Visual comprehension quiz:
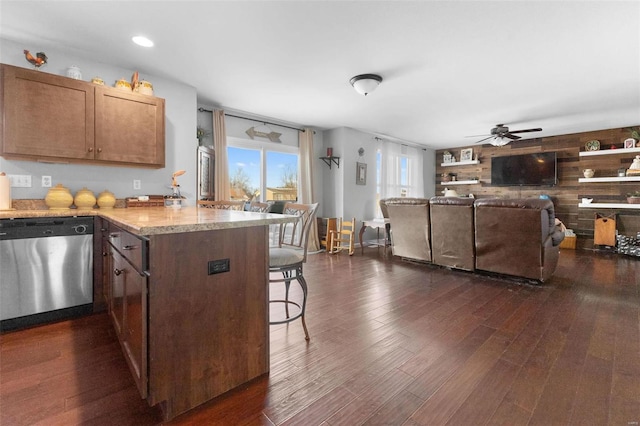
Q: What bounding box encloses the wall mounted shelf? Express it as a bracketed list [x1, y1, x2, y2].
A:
[579, 176, 640, 183]
[442, 180, 479, 185]
[320, 156, 340, 169]
[578, 147, 640, 157]
[440, 160, 480, 167]
[578, 203, 640, 210]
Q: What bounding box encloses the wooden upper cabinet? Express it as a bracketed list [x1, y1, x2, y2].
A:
[95, 86, 165, 167]
[1, 64, 165, 168]
[1, 64, 95, 160]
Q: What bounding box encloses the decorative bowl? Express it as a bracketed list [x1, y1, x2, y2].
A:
[74, 187, 96, 210]
[45, 184, 73, 209]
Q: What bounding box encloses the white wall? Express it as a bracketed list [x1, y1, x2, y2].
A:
[321, 127, 436, 242]
[0, 38, 198, 204]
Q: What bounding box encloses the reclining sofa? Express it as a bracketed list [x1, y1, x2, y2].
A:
[381, 197, 565, 282]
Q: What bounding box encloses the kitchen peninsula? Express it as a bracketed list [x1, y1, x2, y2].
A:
[1, 206, 294, 421]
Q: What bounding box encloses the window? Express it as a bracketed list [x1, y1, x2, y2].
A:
[376, 142, 424, 216]
[228, 138, 298, 202]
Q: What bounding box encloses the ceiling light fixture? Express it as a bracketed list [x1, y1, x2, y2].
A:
[132, 36, 154, 47]
[349, 74, 383, 96]
[490, 136, 510, 147]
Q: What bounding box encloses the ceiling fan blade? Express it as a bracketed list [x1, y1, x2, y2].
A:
[509, 128, 542, 134]
[465, 133, 491, 138]
[504, 133, 521, 140]
[474, 135, 495, 144]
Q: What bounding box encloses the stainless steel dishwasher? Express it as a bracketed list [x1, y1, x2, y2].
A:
[0, 216, 93, 331]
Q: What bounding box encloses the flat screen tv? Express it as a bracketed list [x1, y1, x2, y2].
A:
[491, 152, 557, 186]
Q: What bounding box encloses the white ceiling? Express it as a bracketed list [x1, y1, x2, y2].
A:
[2, 1, 639, 149]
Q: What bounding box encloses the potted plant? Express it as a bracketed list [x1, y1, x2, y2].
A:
[627, 190, 640, 204]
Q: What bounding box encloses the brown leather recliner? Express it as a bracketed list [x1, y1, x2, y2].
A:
[430, 196, 476, 271]
[383, 198, 432, 262]
[474, 198, 563, 282]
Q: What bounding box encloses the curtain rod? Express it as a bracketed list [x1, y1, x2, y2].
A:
[197, 107, 305, 132]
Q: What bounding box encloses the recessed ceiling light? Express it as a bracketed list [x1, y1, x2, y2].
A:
[132, 36, 154, 47]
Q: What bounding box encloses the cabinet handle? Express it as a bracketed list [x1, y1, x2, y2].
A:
[88, 147, 93, 152]
[122, 245, 138, 250]
[97, 148, 103, 153]
[113, 268, 122, 276]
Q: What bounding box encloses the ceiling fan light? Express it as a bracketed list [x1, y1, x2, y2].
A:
[350, 74, 383, 96]
[491, 136, 510, 147]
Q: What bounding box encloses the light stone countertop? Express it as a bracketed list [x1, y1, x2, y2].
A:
[0, 206, 295, 236]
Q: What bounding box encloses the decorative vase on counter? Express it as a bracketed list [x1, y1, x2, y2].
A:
[74, 187, 96, 210]
[45, 184, 73, 209]
[97, 190, 116, 209]
[583, 169, 595, 178]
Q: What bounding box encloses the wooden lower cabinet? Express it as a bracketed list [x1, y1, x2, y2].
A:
[102, 220, 269, 421]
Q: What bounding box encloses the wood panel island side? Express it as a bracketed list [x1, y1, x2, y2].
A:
[94, 207, 294, 421]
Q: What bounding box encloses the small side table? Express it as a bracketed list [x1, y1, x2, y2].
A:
[359, 218, 390, 254]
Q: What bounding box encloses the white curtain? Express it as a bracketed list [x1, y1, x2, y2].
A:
[299, 128, 320, 252]
[213, 109, 230, 200]
[380, 141, 425, 199]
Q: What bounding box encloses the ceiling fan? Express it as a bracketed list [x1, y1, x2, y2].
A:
[471, 124, 542, 146]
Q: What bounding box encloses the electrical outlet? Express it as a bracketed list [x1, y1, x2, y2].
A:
[8, 174, 32, 188]
[133, 179, 141, 190]
[42, 176, 52, 188]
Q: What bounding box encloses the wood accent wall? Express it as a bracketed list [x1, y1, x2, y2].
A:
[435, 126, 640, 249]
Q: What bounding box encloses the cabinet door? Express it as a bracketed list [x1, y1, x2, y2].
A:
[0, 64, 95, 160]
[95, 86, 165, 167]
[109, 246, 148, 398]
[123, 265, 148, 399]
[110, 248, 126, 338]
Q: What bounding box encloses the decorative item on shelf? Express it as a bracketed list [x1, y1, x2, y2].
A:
[23, 49, 47, 69]
[624, 138, 636, 149]
[443, 151, 452, 163]
[442, 188, 459, 197]
[627, 155, 640, 176]
[618, 168, 627, 177]
[74, 187, 96, 210]
[114, 77, 132, 91]
[460, 148, 473, 162]
[137, 79, 153, 95]
[327, 147, 333, 157]
[627, 191, 640, 204]
[581, 198, 593, 204]
[626, 127, 640, 141]
[45, 184, 73, 209]
[97, 190, 116, 209]
[91, 76, 104, 85]
[441, 173, 451, 182]
[131, 71, 139, 92]
[585, 140, 600, 151]
[66, 65, 82, 80]
[583, 169, 595, 178]
[196, 126, 211, 145]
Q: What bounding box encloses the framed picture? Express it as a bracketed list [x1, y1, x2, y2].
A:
[197, 146, 215, 200]
[356, 162, 367, 185]
[624, 138, 636, 149]
[460, 148, 473, 162]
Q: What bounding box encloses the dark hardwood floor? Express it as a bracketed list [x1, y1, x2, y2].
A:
[1, 248, 638, 425]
